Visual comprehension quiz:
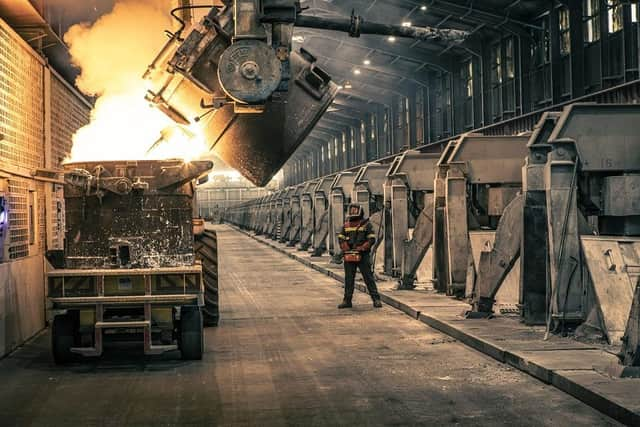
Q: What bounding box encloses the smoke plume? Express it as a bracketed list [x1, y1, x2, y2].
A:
[65, 0, 206, 162]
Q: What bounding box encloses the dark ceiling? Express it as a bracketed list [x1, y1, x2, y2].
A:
[293, 0, 549, 150]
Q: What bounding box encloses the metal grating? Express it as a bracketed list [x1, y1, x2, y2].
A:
[49, 75, 90, 249]
[37, 181, 45, 251]
[49, 184, 65, 250]
[0, 22, 90, 261]
[0, 25, 44, 170]
[7, 178, 28, 259]
[50, 75, 90, 168]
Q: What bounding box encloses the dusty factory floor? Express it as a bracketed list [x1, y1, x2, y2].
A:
[0, 227, 620, 426]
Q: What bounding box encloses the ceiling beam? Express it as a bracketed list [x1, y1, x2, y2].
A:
[311, 128, 340, 140]
[315, 123, 346, 135]
[338, 88, 394, 105]
[316, 51, 431, 87]
[318, 60, 412, 96]
[324, 112, 362, 126]
[306, 135, 328, 146]
[332, 96, 382, 113]
[381, 0, 537, 36]
[318, 117, 351, 131]
[326, 110, 366, 123]
[295, 29, 457, 72]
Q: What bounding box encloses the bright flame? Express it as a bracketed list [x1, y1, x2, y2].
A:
[64, 0, 207, 163]
[69, 90, 207, 162]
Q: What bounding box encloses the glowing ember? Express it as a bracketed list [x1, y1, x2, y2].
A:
[64, 0, 207, 163]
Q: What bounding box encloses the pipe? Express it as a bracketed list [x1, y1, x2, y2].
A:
[293, 14, 468, 44]
[170, 5, 221, 38]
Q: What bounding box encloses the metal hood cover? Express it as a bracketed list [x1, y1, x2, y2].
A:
[200, 50, 339, 187]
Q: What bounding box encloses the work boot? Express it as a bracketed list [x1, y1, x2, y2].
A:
[372, 298, 382, 308]
[338, 299, 352, 309]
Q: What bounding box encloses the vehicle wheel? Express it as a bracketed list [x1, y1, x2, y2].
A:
[52, 314, 75, 364]
[194, 230, 219, 327]
[180, 306, 203, 360]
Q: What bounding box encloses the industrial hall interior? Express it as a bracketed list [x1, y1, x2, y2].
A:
[3, 0, 640, 425]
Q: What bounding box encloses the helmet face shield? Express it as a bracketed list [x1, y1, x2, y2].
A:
[346, 204, 364, 220]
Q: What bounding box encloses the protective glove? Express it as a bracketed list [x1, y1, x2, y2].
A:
[356, 242, 371, 252]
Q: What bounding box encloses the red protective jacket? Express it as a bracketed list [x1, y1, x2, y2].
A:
[337, 218, 376, 253]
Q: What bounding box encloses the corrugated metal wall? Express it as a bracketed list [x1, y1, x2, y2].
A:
[50, 75, 90, 168]
[6, 178, 30, 259]
[0, 16, 90, 357]
[0, 24, 44, 171]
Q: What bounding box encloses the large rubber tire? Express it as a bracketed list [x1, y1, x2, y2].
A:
[52, 314, 75, 364]
[180, 306, 203, 360]
[194, 230, 219, 327]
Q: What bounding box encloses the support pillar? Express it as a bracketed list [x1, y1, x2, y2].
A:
[444, 164, 469, 296]
[545, 139, 583, 327]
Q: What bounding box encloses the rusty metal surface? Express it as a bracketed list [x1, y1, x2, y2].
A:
[400, 196, 434, 289]
[217, 40, 282, 104]
[549, 104, 640, 173]
[620, 278, 640, 367]
[145, 5, 339, 187]
[602, 175, 640, 217]
[449, 135, 529, 184]
[487, 187, 521, 216]
[581, 236, 640, 346]
[386, 150, 439, 191]
[353, 163, 388, 197]
[204, 49, 339, 186]
[62, 160, 212, 269]
[49, 295, 199, 306]
[470, 195, 523, 314]
[47, 265, 203, 277]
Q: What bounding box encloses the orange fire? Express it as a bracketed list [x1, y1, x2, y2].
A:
[64, 0, 207, 163]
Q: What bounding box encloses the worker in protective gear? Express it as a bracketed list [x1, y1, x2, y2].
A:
[337, 204, 382, 309]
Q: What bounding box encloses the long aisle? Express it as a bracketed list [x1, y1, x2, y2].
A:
[0, 226, 618, 426]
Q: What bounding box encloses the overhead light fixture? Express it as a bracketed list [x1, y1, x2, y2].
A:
[344, 81, 353, 89]
[420, 5, 427, 11]
[292, 35, 305, 43]
[402, 21, 412, 27]
[363, 59, 371, 65]
[388, 36, 396, 42]
[353, 68, 361, 75]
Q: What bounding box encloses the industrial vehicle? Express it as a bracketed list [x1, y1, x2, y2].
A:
[47, 160, 217, 363]
[143, 1, 467, 187]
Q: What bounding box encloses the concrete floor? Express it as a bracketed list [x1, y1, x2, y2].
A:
[0, 227, 620, 426]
